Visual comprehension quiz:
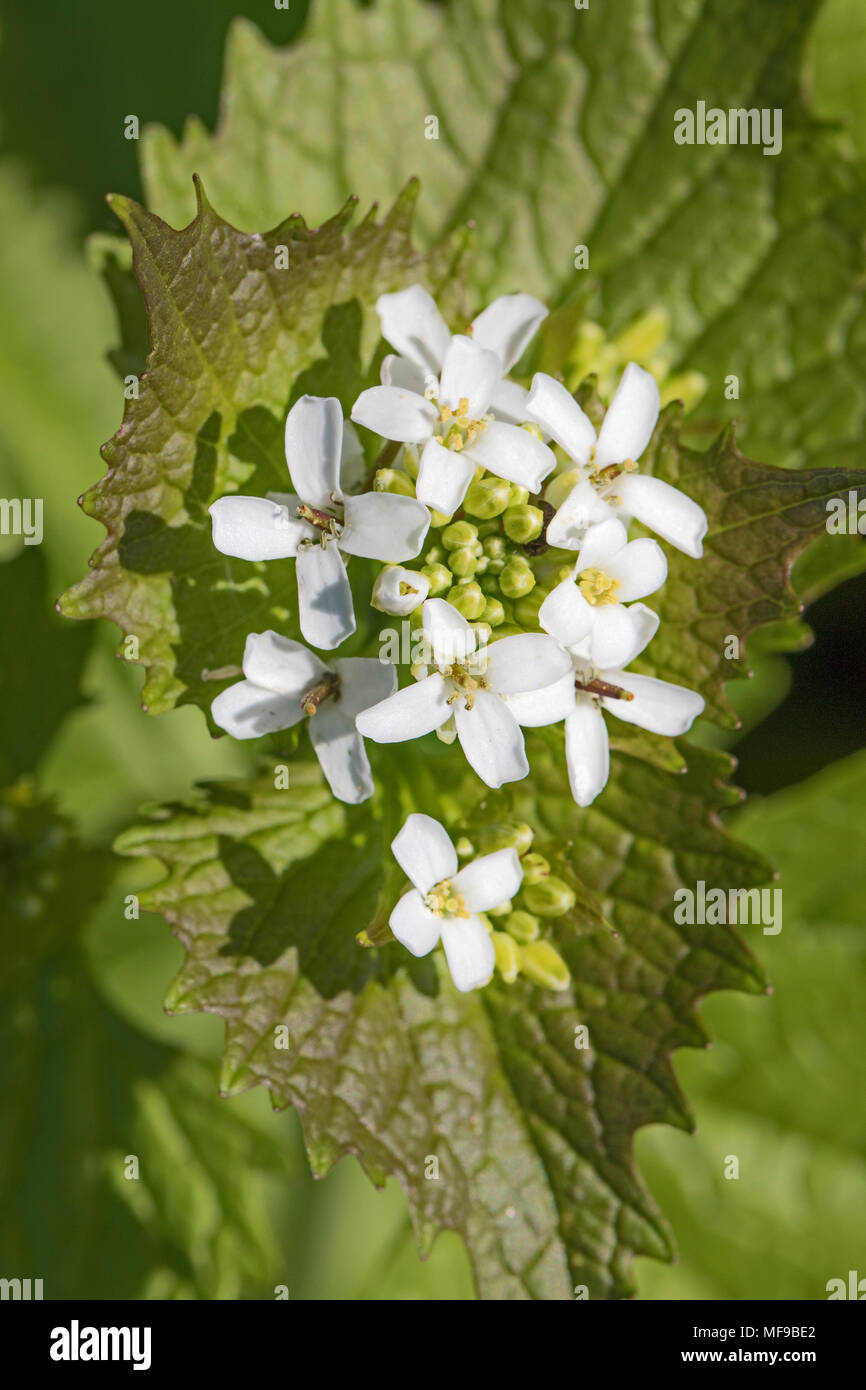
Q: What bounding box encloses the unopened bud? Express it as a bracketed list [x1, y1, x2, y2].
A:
[521, 852, 550, 884]
[371, 564, 431, 615]
[522, 875, 575, 917]
[518, 939, 571, 991]
[503, 504, 544, 544]
[455, 836, 474, 859]
[544, 467, 582, 511]
[374, 467, 416, 496]
[425, 545, 445, 566]
[448, 545, 478, 579]
[462, 475, 512, 519]
[481, 597, 506, 626]
[477, 821, 534, 856]
[420, 562, 452, 596]
[500, 557, 536, 598]
[513, 588, 547, 627]
[447, 581, 486, 620]
[504, 909, 540, 942]
[487, 898, 512, 917]
[508, 484, 530, 507]
[492, 931, 521, 983]
[442, 520, 478, 551]
[483, 535, 506, 562]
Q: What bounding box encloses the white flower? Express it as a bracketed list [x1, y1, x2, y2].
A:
[211, 630, 397, 804]
[526, 363, 708, 557]
[370, 564, 431, 616]
[350, 285, 555, 516]
[538, 517, 667, 669]
[538, 600, 705, 806]
[209, 395, 431, 650]
[388, 812, 523, 992]
[356, 598, 574, 789]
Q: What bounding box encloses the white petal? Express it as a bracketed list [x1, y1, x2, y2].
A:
[295, 541, 355, 650]
[415, 436, 476, 515]
[490, 377, 530, 425]
[340, 492, 430, 561]
[526, 373, 596, 466]
[463, 421, 556, 493]
[355, 672, 451, 743]
[211, 680, 304, 740]
[614, 474, 708, 558]
[423, 597, 477, 667]
[546, 480, 615, 549]
[601, 671, 705, 734]
[470, 293, 548, 371]
[538, 578, 593, 647]
[484, 632, 572, 694]
[381, 353, 428, 394]
[376, 285, 451, 376]
[503, 671, 576, 727]
[391, 812, 457, 894]
[594, 362, 660, 468]
[440, 916, 496, 992]
[452, 848, 522, 911]
[608, 601, 660, 666]
[389, 888, 442, 956]
[351, 385, 437, 444]
[575, 517, 629, 572]
[438, 334, 501, 418]
[454, 691, 529, 788]
[332, 657, 397, 719]
[308, 706, 375, 803]
[564, 701, 610, 806]
[587, 605, 648, 670]
[604, 537, 667, 601]
[339, 420, 366, 494]
[370, 564, 431, 616]
[285, 395, 344, 509]
[209, 495, 309, 560]
[242, 630, 326, 695]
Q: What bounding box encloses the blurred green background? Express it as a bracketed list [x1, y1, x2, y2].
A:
[0, 0, 864, 1299]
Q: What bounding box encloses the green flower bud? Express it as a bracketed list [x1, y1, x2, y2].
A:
[477, 821, 534, 856]
[513, 587, 547, 628]
[455, 836, 474, 859]
[492, 931, 521, 983]
[544, 467, 582, 511]
[481, 597, 506, 627]
[476, 519, 501, 539]
[487, 898, 512, 917]
[500, 557, 537, 599]
[522, 875, 576, 918]
[521, 852, 550, 884]
[425, 545, 445, 566]
[504, 909, 541, 943]
[430, 509, 451, 528]
[442, 520, 479, 551]
[508, 484, 530, 507]
[471, 621, 493, 646]
[503, 503, 544, 544]
[447, 582, 486, 620]
[462, 475, 512, 519]
[474, 554, 490, 575]
[374, 467, 416, 496]
[482, 535, 507, 562]
[419, 562, 452, 596]
[479, 573, 499, 596]
[448, 545, 478, 579]
[518, 939, 571, 991]
[402, 444, 420, 481]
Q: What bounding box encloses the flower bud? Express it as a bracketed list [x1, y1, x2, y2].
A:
[518, 939, 571, 991]
[419, 562, 452, 596]
[462, 476, 512, 519]
[448, 545, 478, 579]
[500, 557, 537, 598]
[430, 509, 451, 527]
[402, 444, 420, 481]
[374, 467, 416, 496]
[492, 931, 521, 983]
[508, 484, 530, 507]
[447, 582, 486, 620]
[503, 504, 544, 544]
[544, 467, 582, 511]
[477, 821, 534, 856]
[482, 535, 506, 562]
[474, 554, 490, 575]
[521, 852, 550, 884]
[370, 564, 431, 615]
[487, 898, 512, 917]
[481, 597, 506, 627]
[476, 519, 500, 539]
[442, 520, 478, 551]
[503, 909, 540, 942]
[425, 545, 445, 566]
[522, 875, 576, 917]
[471, 620, 493, 646]
[513, 588, 547, 628]
[455, 836, 474, 859]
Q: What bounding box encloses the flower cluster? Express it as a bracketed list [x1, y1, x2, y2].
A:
[208, 284, 710, 987]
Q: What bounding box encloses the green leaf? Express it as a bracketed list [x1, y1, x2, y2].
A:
[0, 782, 295, 1299]
[59, 181, 468, 715]
[116, 741, 774, 1300]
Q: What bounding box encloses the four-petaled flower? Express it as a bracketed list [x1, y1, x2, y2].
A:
[210, 395, 430, 649]
[538, 600, 705, 806]
[389, 812, 523, 992]
[538, 516, 668, 669]
[351, 285, 556, 516]
[356, 598, 574, 788]
[211, 630, 397, 804]
[526, 362, 709, 557]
